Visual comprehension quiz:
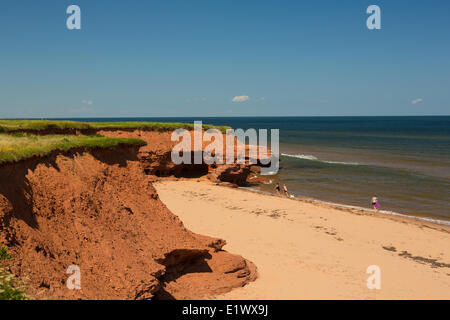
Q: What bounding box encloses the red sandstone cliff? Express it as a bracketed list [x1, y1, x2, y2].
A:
[102, 130, 271, 186]
[0, 130, 270, 300]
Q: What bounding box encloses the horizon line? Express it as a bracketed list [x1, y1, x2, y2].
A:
[1, 115, 450, 120]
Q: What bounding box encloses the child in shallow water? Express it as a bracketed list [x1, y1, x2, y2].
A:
[371, 196, 379, 210]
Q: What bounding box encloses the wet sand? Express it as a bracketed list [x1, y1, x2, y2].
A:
[155, 180, 450, 300]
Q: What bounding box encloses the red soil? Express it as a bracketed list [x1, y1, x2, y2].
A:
[0, 131, 259, 300]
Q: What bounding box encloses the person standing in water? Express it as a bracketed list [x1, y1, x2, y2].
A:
[274, 183, 281, 195]
[283, 184, 289, 197]
[371, 196, 379, 211]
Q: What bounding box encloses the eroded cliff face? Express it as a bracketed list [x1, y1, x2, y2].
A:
[100, 130, 271, 186]
[0, 134, 258, 300]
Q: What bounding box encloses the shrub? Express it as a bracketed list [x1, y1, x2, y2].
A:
[0, 246, 12, 261]
[0, 246, 27, 300]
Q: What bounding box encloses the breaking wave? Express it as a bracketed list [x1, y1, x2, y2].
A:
[281, 153, 360, 166]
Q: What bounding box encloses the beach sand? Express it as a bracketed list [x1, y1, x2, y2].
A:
[154, 180, 450, 300]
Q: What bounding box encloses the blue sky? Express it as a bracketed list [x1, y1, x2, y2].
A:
[0, 0, 449, 117]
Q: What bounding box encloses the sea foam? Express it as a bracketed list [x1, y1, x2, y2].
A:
[281, 153, 360, 166]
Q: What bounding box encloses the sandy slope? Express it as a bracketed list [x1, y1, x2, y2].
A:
[155, 180, 450, 300]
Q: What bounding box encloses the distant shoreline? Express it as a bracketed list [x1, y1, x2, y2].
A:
[240, 185, 450, 227]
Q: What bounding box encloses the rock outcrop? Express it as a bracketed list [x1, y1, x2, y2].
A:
[100, 130, 272, 186]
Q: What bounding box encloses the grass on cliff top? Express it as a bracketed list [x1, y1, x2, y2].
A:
[0, 133, 146, 164]
[0, 120, 230, 133]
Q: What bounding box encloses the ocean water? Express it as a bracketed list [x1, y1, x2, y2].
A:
[56, 116, 450, 223]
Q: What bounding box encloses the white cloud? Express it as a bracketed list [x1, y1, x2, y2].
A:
[232, 95, 250, 103]
[411, 98, 423, 105]
[82, 100, 93, 105]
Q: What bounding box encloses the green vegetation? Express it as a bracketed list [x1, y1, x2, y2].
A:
[0, 120, 230, 164]
[0, 120, 230, 133]
[0, 247, 12, 261]
[0, 120, 91, 132]
[91, 121, 230, 133]
[0, 133, 146, 164]
[0, 245, 27, 300]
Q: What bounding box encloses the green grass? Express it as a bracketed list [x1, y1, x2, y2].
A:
[0, 120, 230, 164]
[0, 120, 230, 133]
[0, 120, 91, 132]
[0, 133, 146, 164]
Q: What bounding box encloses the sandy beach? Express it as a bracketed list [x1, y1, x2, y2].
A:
[155, 180, 450, 300]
